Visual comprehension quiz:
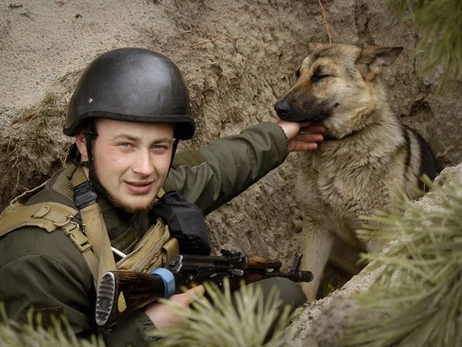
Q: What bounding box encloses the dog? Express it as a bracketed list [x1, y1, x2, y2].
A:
[274, 43, 439, 300]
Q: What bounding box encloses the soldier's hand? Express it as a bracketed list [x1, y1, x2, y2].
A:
[144, 285, 205, 329]
[277, 120, 325, 152]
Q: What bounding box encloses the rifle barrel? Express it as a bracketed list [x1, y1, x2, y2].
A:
[264, 270, 313, 283]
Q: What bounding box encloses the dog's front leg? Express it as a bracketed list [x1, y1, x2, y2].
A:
[298, 221, 334, 301]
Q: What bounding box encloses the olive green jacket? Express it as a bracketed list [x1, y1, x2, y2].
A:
[0, 122, 289, 346]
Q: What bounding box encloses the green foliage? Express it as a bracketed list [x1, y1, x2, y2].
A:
[0, 280, 295, 347]
[389, 0, 462, 95]
[345, 177, 462, 346]
[0, 306, 104, 347]
[149, 279, 295, 347]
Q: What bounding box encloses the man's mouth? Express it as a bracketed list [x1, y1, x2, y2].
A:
[125, 181, 153, 194]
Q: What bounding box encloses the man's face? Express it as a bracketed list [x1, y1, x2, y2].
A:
[78, 118, 174, 212]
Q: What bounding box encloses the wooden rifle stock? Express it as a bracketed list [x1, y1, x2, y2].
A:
[95, 269, 172, 327]
[95, 250, 313, 327]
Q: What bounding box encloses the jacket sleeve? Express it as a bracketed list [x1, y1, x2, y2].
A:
[0, 227, 157, 347]
[163, 122, 289, 215]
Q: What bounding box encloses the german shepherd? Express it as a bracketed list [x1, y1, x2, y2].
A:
[274, 43, 438, 300]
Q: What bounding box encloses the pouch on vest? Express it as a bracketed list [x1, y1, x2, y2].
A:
[115, 218, 178, 273]
[152, 190, 211, 255]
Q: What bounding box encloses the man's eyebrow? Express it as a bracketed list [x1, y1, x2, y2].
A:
[112, 134, 138, 141]
[111, 134, 173, 144]
[152, 137, 174, 144]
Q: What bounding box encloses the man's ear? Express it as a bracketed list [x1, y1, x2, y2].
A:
[75, 130, 88, 161]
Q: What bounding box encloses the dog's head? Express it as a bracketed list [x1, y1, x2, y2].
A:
[274, 43, 402, 139]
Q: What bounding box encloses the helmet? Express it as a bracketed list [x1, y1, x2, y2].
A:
[64, 48, 195, 140]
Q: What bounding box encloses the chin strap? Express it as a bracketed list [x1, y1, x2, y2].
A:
[170, 138, 180, 168]
[84, 122, 98, 162]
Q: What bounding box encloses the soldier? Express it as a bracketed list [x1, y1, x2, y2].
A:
[0, 48, 324, 346]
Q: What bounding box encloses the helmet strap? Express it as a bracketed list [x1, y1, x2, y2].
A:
[83, 121, 98, 164]
[80, 121, 111, 200]
[171, 138, 180, 167]
[68, 143, 80, 164]
[87, 162, 112, 201]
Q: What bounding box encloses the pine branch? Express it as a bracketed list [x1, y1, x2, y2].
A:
[345, 176, 462, 346]
[149, 279, 295, 347]
[389, 0, 462, 95]
[0, 306, 104, 347]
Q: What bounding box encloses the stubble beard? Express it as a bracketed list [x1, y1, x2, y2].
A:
[89, 165, 158, 213]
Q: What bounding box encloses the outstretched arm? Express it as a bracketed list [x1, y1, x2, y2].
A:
[164, 121, 324, 215]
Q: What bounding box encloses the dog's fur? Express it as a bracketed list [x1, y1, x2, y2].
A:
[274, 43, 439, 300]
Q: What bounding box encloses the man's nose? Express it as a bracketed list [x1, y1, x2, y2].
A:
[132, 150, 154, 175]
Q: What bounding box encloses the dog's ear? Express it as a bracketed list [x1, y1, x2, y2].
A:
[356, 46, 403, 80]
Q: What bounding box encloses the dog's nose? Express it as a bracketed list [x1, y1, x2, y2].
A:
[274, 99, 291, 116]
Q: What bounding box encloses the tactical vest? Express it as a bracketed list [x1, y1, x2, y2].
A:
[0, 165, 179, 288]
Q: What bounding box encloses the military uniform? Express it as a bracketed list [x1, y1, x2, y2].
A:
[0, 122, 306, 346]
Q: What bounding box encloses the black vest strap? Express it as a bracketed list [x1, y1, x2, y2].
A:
[74, 181, 98, 209]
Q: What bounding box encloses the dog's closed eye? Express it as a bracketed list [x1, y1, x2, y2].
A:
[311, 74, 329, 83]
[311, 66, 333, 83]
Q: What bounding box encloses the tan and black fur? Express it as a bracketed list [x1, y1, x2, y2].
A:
[274, 43, 438, 300]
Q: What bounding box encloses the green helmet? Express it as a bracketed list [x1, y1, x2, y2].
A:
[64, 48, 195, 140]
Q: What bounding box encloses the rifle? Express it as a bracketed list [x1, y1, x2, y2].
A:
[95, 249, 313, 327]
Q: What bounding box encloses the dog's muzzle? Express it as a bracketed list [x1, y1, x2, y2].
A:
[274, 98, 309, 122]
[274, 99, 320, 122]
[274, 96, 332, 123]
[274, 99, 292, 120]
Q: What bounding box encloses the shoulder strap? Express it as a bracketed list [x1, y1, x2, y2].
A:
[0, 172, 97, 282]
[0, 200, 96, 275]
[0, 183, 91, 254]
[70, 167, 116, 286]
[0, 201, 77, 236]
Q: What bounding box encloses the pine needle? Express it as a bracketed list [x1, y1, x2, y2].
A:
[344, 176, 462, 346]
[389, 0, 462, 96]
[0, 306, 104, 347]
[149, 279, 295, 347]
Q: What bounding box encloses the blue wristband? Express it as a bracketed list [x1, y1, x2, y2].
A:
[151, 268, 176, 298]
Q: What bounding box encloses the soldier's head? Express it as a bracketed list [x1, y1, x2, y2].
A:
[64, 48, 194, 212]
